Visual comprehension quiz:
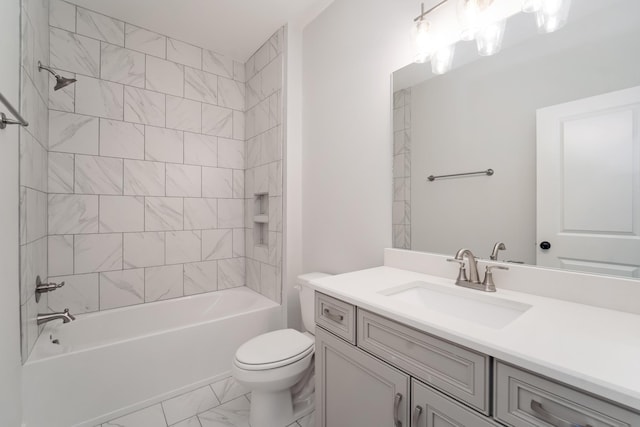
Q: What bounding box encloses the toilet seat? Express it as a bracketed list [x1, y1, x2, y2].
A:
[234, 329, 314, 371]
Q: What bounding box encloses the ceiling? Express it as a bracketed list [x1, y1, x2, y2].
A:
[66, 0, 334, 62]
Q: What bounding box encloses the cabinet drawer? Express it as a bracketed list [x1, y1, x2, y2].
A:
[412, 380, 500, 427]
[357, 309, 490, 414]
[494, 361, 640, 427]
[315, 292, 356, 344]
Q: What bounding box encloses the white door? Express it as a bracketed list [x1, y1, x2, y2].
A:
[537, 86, 640, 277]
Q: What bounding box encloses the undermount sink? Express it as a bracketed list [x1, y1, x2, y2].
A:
[380, 281, 531, 329]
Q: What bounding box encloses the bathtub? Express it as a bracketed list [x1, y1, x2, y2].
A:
[22, 287, 282, 427]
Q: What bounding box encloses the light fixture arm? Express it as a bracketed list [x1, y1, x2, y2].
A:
[414, 0, 449, 22]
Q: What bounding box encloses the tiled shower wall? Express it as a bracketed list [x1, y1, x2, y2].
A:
[46, 1, 250, 315]
[244, 31, 284, 303]
[392, 88, 411, 249]
[20, 0, 50, 361]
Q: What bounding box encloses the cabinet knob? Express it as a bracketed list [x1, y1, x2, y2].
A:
[539, 241, 551, 250]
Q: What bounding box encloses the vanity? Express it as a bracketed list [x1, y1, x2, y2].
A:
[309, 250, 640, 427]
[311, 1, 640, 424]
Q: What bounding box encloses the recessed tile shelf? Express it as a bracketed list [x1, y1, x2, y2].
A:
[254, 193, 269, 246]
[254, 215, 268, 224]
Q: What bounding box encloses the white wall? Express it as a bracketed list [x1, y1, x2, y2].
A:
[301, 0, 418, 274]
[0, 0, 24, 423]
[284, 24, 303, 329]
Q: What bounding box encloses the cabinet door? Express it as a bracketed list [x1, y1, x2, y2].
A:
[411, 380, 499, 427]
[316, 327, 410, 427]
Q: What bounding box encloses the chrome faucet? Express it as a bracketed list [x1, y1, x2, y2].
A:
[448, 248, 509, 292]
[37, 308, 75, 325]
[455, 248, 481, 284]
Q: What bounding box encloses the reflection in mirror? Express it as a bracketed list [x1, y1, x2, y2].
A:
[392, 0, 640, 278]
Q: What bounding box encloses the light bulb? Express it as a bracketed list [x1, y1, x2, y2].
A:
[476, 20, 506, 56]
[522, 0, 542, 13]
[412, 19, 432, 63]
[535, 0, 571, 33]
[431, 45, 456, 75]
[459, 0, 481, 41]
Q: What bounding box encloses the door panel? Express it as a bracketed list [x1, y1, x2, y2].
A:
[537, 85, 640, 276]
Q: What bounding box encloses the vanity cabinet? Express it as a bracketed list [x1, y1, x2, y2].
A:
[314, 292, 640, 427]
[358, 308, 490, 414]
[494, 362, 640, 427]
[412, 380, 499, 427]
[315, 327, 410, 427]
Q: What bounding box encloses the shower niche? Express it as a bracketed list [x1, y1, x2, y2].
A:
[254, 193, 269, 247]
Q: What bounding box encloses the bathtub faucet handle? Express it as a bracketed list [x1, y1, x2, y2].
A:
[35, 276, 65, 302]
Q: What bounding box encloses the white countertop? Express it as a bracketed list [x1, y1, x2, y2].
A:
[308, 266, 640, 411]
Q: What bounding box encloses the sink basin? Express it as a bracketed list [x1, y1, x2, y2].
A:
[381, 281, 531, 329]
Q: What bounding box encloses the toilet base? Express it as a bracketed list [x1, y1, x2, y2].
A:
[249, 389, 293, 427]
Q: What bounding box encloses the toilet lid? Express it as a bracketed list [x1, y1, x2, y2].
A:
[235, 329, 314, 369]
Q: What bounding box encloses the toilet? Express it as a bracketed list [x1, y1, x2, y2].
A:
[232, 273, 329, 427]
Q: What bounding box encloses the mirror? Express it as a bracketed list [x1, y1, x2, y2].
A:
[392, 0, 640, 278]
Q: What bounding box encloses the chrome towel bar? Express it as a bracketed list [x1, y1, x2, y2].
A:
[427, 168, 493, 182]
[0, 91, 28, 129]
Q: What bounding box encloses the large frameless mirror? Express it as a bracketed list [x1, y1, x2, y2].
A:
[392, 0, 640, 279]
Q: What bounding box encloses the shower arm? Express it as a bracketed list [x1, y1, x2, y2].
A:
[38, 61, 60, 78]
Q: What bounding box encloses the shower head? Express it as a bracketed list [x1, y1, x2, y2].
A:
[38, 61, 77, 91]
[54, 75, 77, 91]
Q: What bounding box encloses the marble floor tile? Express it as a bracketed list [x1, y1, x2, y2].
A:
[170, 416, 202, 427]
[101, 380, 315, 427]
[197, 396, 250, 427]
[210, 377, 249, 405]
[102, 404, 167, 427]
[162, 385, 219, 426]
[296, 411, 315, 427]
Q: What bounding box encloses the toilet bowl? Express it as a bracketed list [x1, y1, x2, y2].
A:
[232, 273, 330, 427]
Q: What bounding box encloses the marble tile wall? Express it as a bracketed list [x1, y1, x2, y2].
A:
[47, 1, 248, 315]
[20, 0, 51, 362]
[392, 89, 411, 250]
[244, 29, 284, 304]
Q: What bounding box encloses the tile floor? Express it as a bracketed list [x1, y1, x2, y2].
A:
[100, 376, 314, 427]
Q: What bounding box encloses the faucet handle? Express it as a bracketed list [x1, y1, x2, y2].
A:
[447, 258, 468, 283]
[62, 308, 75, 322]
[35, 276, 66, 302]
[481, 265, 509, 292]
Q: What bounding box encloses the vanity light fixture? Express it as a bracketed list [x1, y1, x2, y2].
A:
[412, 1, 448, 63]
[475, 19, 506, 56]
[522, 0, 572, 33]
[457, 0, 506, 56]
[431, 44, 456, 74]
[457, 0, 495, 41]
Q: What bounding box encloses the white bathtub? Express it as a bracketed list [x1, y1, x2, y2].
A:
[22, 287, 282, 427]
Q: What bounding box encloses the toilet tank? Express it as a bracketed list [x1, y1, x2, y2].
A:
[297, 273, 331, 334]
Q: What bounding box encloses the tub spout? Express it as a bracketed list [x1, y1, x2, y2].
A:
[37, 308, 76, 325]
